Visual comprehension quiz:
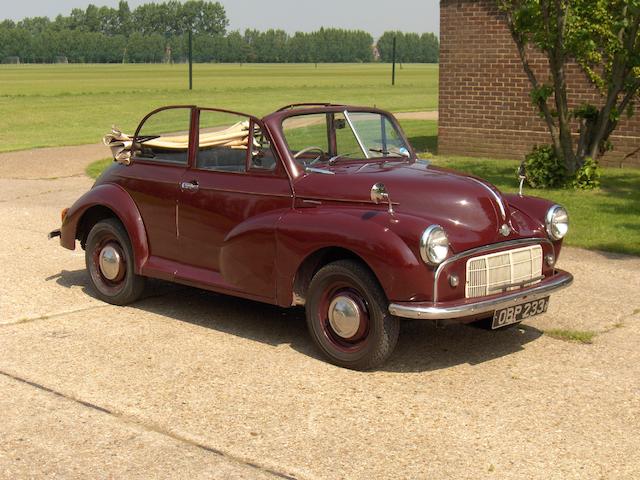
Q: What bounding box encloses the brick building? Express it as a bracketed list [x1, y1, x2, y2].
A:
[438, 0, 640, 167]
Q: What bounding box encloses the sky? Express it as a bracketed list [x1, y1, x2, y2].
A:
[2, 0, 440, 38]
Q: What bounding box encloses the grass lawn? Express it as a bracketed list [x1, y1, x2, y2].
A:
[0, 63, 438, 152]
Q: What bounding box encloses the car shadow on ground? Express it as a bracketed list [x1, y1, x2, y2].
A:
[49, 269, 544, 373]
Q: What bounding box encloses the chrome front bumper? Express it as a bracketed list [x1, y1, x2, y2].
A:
[388, 270, 573, 320]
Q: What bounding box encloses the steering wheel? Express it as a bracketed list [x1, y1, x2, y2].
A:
[293, 146, 325, 166]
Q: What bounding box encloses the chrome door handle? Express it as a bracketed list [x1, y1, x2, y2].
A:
[180, 181, 199, 192]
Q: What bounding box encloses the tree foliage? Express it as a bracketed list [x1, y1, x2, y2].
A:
[0, 1, 437, 65]
[499, 0, 640, 173]
[377, 31, 439, 63]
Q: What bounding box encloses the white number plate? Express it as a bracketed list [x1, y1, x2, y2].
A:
[492, 297, 550, 329]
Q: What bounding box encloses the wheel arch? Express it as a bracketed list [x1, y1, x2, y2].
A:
[291, 247, 386, 306]
[77, 205, 121, 248]
[275, 209, 429, 306]
[61, 184, 149, 273]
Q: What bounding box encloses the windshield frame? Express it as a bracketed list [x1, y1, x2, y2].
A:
[277, 107, 416, 171]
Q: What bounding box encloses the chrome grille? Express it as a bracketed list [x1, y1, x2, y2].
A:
[465, 245, 543, 298]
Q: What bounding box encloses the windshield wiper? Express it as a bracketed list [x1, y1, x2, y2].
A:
[328, 154, 357, 165]
[369, 148, 401, 157]
[369, 148, 411, 159]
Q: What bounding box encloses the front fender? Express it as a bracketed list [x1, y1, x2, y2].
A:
[504, 193, 564, 257]
[503, 193, 554, 230]
[276, 208, 433, 305]
[60, 183, 149, 273]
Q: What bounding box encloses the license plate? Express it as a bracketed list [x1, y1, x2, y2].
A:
[492, 297, 550, 329]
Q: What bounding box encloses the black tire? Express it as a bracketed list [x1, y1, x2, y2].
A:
[85, 218, 145, 305]
[305, 260, 400, 370]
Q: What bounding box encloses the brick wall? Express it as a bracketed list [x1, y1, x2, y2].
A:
[439, 0, 640, 167]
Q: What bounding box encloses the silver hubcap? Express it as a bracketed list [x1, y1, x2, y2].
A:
[328, 296, 361, 339]
[99, 245, 122, 281]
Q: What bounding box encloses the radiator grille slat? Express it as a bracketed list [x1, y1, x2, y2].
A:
[465, 245, 543, 298]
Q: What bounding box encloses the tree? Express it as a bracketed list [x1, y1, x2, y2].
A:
[178, 0, 228, 35]
[420, 33, 439, 63]
[1, 2, 435, 65]
[116, 1, 132, 36]
[377, 31, 439, 63]
[499, 0, 640, 173]
[223, 30, 250, 62]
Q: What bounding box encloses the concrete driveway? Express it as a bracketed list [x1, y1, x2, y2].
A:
[1, 145, 639, 479]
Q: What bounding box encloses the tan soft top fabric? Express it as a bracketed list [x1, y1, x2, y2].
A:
[145, 121, 250, 150]
[103, 121, 252, 164]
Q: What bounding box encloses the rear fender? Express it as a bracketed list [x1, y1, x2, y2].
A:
[60, 183, 149, 273]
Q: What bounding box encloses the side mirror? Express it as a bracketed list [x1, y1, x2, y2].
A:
[517, 161, 527, 196]
[371, 182, 389, 204]
[371, 182, 394, 215]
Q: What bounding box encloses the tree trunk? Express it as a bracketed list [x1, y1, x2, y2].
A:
[545, 0, 578, 173]
[505, 12, 564, 161]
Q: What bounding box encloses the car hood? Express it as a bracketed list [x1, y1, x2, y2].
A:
[293, 160, 529, 252]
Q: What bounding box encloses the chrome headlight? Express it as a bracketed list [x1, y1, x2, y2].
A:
[545, 205, 569, 240]
[420, 225, 450, 265]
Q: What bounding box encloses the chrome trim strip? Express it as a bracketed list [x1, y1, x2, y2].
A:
[305, 166, 335, 175]
[175, 201, 179, 238]
[194, 187, 293, 198]
[343, 110, 370, 159]
[299, 195, 400, 206]
[466, 177, 507, 221]
[434, 238, 554, 302]
[116, 175, 178, 186]
[389, 271, 573, 320]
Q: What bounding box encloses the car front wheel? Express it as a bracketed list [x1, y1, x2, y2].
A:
[305, 260, 400, 370]
[85, 218, 145, 305]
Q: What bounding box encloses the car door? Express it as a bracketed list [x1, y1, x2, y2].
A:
[118, 106, 194, 262]
[176, 108, 292, 300]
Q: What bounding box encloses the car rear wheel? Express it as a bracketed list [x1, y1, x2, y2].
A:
[305, 260, 400, 370]
[85, 218, 145, 305]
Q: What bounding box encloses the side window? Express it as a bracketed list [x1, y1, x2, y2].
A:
[197, 110, 250, 173]
[250, 123, 277, 171]
[135, 107, 191, 165]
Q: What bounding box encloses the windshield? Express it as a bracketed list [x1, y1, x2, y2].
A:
[282, 110, 411, 169]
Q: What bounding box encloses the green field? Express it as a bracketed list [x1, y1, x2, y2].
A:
[0, 63, 438, 152]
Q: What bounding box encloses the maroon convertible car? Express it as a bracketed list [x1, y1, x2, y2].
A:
[50, 103, 573, 370]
